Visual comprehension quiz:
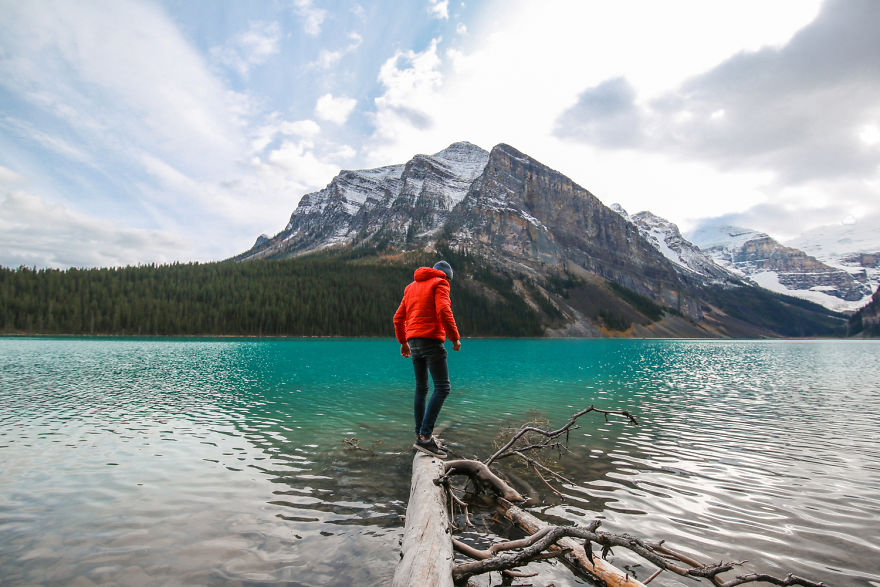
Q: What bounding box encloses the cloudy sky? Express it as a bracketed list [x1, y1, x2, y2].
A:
[1, 0, 878, 268]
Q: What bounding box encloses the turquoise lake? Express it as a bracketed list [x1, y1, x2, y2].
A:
[1, 338, 879, 586]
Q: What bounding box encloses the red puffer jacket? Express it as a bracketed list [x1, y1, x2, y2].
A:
[393, 267, 461, 343]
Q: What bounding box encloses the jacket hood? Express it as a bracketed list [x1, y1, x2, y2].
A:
[414, 267, 447, 281]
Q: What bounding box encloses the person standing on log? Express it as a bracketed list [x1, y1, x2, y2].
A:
[393, 260, 462, 459]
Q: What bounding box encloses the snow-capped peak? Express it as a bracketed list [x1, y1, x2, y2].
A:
[687, 220, 874, 312]
[687, 224, 767, 251]
[627, 210, 734, 281]
[426, 142, 490, 206]
[786, 214, 880, 261]
[610, 203, 630, 219]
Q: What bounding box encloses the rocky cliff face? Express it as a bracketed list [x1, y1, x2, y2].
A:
[238, 142, 489, 259]
[444, 144, 695, 310]
[612, 207, 737, 284]
[689, 224, 872, 312]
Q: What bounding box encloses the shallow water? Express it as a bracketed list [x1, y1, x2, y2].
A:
[1, 338, 878, 585]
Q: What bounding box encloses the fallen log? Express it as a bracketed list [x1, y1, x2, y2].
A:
[389, 405, 827, 586]
[393, 453, 454, 587]
[498, 498, 646, 587]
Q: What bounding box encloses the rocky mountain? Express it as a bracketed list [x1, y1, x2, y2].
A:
[611, 206, 737, 283]
[238, 141, 847, 338]
[786, 215, 880, 300]
[439, 143, 709, 320]
[239, 142, 489, 259]
[688, 224, 873, 313]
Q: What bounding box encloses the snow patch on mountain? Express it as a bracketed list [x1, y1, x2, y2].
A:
[749, 272, 868, 313]
[242, 142, 491, 260]
[689, 224, 767, 253]
[613, 205, 734, 282]
[786, 214, 880, 296]
[338, 164, 405, 206]
[430, 141, 490, 206]
[688, 222, 873, 312]
[787, 214, 880, 260]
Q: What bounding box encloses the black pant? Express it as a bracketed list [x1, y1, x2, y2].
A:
[409, 338, 450, 437]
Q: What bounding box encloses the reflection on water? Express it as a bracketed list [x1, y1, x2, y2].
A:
[1, 338, 879, 585]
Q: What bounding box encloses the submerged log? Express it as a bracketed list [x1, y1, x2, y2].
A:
[393, 453, 454, 587]
[498, 498, 646, 587]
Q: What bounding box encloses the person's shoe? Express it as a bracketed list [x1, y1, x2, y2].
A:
[413, 436, 447, 459]
[417, 434, 446, 449]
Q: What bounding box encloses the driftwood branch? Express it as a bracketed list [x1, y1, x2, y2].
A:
[485, 404, 639, 466]
[452, 524, 584, 583]
[513, 449, 574, 485]
[441, 459, 525, 502]
[451, 537, 540, 579]
[498, 499, 644, 587]
[492, 500, 827, 587]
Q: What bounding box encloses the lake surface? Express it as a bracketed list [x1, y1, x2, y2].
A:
[1, 338, 878, 586]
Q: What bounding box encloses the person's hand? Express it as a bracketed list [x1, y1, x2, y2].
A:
[452, 339, 461, 351]
[401, 342, 411, 358]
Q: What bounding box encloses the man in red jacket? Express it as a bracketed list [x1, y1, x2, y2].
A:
[393, 260, 461, 458]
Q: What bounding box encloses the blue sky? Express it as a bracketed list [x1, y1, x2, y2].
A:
[1, 0, 878, 268]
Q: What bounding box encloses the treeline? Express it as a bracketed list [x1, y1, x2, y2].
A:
[0, 252, 543, 337]
[705, 285, 847, 337]
[848, 285, 880, 337]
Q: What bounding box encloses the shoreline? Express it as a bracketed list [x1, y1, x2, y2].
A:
[0, 332, 873, 341]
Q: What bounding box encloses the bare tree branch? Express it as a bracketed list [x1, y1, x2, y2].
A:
[451, 539, 539, 579]
[485, 405, 639, 466]
[452, 522, 598, 583]
[440, 459, 526, 502]
[714, 573, 829, 587]
[512, 450, 575, 486]
[452, 519, 827, 587]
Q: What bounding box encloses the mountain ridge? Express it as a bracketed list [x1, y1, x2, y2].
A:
[688, 223, 873, 312]
[236, 141, 850, 338]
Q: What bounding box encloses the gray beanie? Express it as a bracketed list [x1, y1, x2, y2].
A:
[433, 260, 453, 280]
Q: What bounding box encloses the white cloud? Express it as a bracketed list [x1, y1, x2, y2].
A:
[860, 123, 880, 146]
[328, 144, 357, 160]
[307, 32, 363, 70]
[0, 0, 246, 177]
[293, 0, 327, 37]
[314, 93, 357, 124]
[311, 49, 345, 70]
[0, 0, 355, 265]
[367, 39, 444, 162]
[1, 116, 97, 167]
[0, 188, 190, 269]
[365, 0, 823, 164]
[211, 21, 282, 76]
[265, 141, 339, 181]
[456, 23, 467, 35]
[0, 165, 25, 185]
[555, 0, 880, 186]
[280, 119, 322, 138]
[427, 0, 449, 20]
